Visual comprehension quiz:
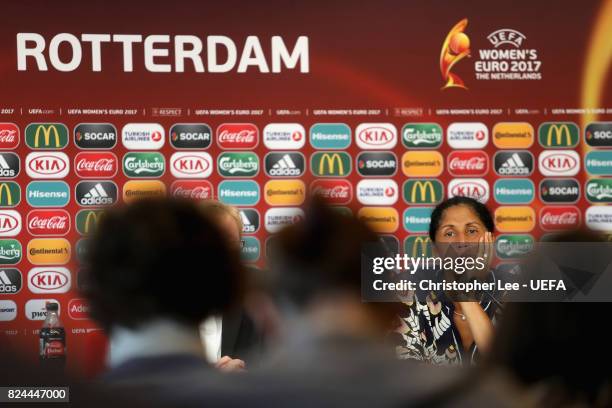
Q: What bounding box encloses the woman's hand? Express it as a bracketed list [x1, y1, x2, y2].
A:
[455, 301, 494, 354]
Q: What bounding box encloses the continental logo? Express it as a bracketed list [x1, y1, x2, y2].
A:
[403, 179, 443, 205]
[357, 207, 398, 233]
[492, 122, 534, 148]
[123, 180, 167, 203]
[404, 236, 433, 257]
[538, 122, 579, 148]
[310, 152, 351, 177]
[25, 123, 69, 149]
[0, 182, 20, 207]
[27, 238, 71, 265]
[264, 180, 305, 206]
[76, 210, 104, 235]
[494, 206, 535, 232]
[401, 151, 443, 177]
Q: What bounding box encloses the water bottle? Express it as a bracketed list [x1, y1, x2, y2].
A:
[39, 302, 66, 368]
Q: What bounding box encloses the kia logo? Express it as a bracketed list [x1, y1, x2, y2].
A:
[30, 270, 68, 290]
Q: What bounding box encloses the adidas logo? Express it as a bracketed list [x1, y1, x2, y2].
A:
[0, 154, 17, 177]
[80, 183, 113, 206]
[268, 154, 301, 176]
[497, 153, 530, 176]
[240, 210, 257, 233]
[0, 269, 19, 293]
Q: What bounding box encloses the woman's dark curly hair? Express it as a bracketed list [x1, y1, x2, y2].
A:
[428, 196, 494, 242]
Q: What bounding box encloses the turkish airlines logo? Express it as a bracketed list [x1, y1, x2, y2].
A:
[68, 298, 90, 320]
[263, 123, 305, 150]
[447, 123, 489, 149]
[170, 152, 213, 178]
[28, 267, 71, 294]
[355, 123, 397, 149]
[27, 210, 70, 236]
[538, 150, 580, 176]
[539, 206, 580, 231]
[264, 207, 304, 233]
[0, 123, 20, 149]
[310, 179, 352, 205]
[448, 151, 489, 176]
[0, 210, 21, 236]
[448, 178, 490, 203]
[217, 123, 258, 149]
[171, 180, 214, 200]
[25, 152, 69, 179]
[74, 152, 118, 178]
[356, 179, 398, 205]
[121, 123, 165, 150]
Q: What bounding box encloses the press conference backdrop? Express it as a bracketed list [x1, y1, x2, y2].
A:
[0, 0, 611, 376]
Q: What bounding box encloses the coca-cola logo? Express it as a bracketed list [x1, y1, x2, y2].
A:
[74, 152, 118, 178]
[310, 180, 352, 205]
[217, 124, 258, 149]
[171, 181, 214, 200]
[0, 123, 19, 149]
[27, 210, 70, 236]
[539, 206, 581, 231]
[448, 151, 489, 176]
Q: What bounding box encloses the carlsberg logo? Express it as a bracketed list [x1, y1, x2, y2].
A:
[586, 179, 612, 203]
[123, 153, 165, 177]
[218, 153, 259, 177]
[0, 239, 21, 263]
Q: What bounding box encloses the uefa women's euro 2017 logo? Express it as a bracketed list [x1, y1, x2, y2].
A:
[440, 18, 471, 90]
[440, 18, 542, 90]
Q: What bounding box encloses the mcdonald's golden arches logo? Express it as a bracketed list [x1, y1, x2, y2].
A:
[76, 210, 104, 235]
[0, 182, 20, 207]
[310, 152, 351, 177]
[403, 179, 443, 204]
[25, 123, 69, 149]
[538, 122, 579, 148]
[404, 236, 433, 257]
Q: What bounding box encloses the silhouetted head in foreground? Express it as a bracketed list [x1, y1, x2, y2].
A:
[268, 198, 397, 335]
[83, 198, 243, 332]
[491, 229, 612, 406]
